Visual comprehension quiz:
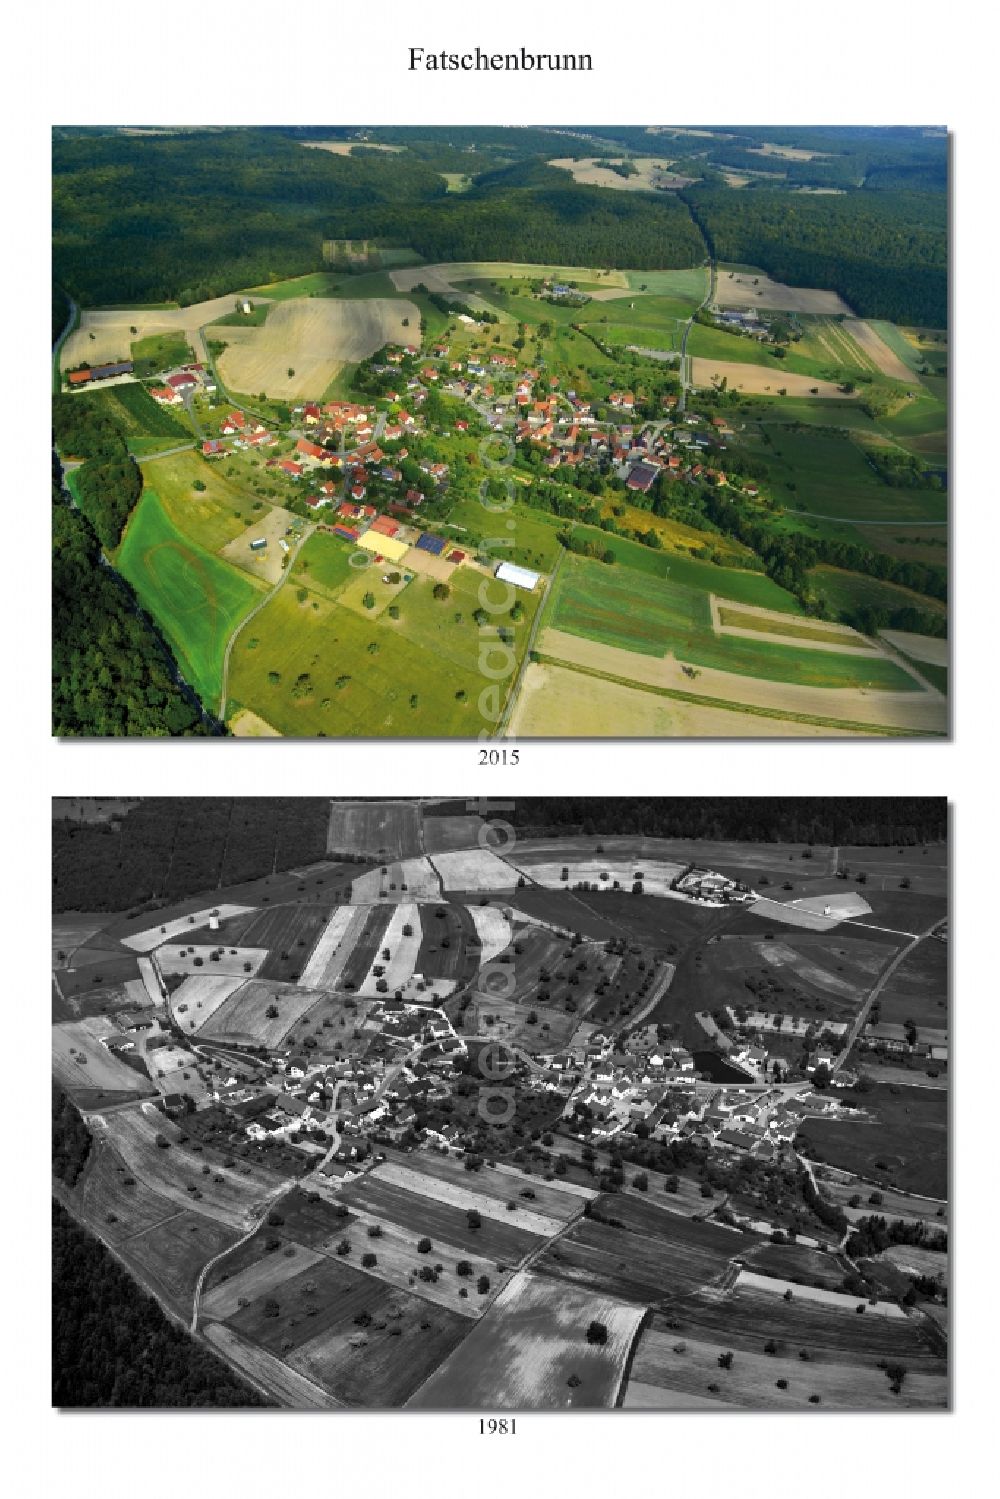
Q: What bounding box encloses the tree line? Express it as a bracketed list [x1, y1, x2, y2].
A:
[52, 1202, 270, 1408]
[52, 459, 211, 737]
[53, 797, 332, 913]
[497, 797, 947, 846]
[684, 186, 947, 326]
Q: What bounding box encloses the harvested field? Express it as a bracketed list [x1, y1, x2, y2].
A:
[534, 628, 940, 734]
[429, 848, 519, 892]
[297, 905, 366, 989]
[351, 858, 441, 903]
[221, 509, 305, 586]
[536, 1194, 742, 1305]
[204, 1323, 338, 1408]
[748, 891, 873, 930]
[327, 800, 422, 860]
[80, 1141, 179, 1241]
[99, 1108, 281, 1230]
[843, 319, 914, 381]
[370, 1160, 564, 1238]
[156, 944, 268, 977]
[53, 1019, 156, 1102]
[212, 297, 418, 400]
[469, 905, 512, 963]
[120, 905, 257, 953]
[391, 262, 630, 299]
[356, 904, 423, 995]
[799, 1084, 947, 1198]
[408, 1270, 644, 1409]
[881, 629, 948, 668]
[170, 974, 247, 1031]
[229, 708, 281, 737]
[288, 1276, 469, 1407]
[61, 294, 268, 371]
[548, 156, 695, 192]
[714, 269, 854, 315]
[691, 358, 853, 398]
[507, 661, 864, 738]
[624, 1322, 946, 1410]
[339, 1174, 540, 1262]
[202, 980, 331, 1048]
[384, 1151, 587, 1223]
[125, 1210, 237, 1308]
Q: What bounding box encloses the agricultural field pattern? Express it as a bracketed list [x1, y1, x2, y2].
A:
[53, 797, 949, 1410]
[52, 124, 948, 738]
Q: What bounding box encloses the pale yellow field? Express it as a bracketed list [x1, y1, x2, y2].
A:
[390, 261, 629, 298]
[211, 297, 419, 399]
[229, 708, 281, 736]
[842, 319, 915, 381]
[528, 627, 946, 734]
[750, 143, 831, 162]
[506, 661, 864, 738]
[61, 294, 268, 370]
[714, 270, 854, 315]
[300, 141, 403, 156]
[691, 358, 854, 398]
[547, 157, 696, 191]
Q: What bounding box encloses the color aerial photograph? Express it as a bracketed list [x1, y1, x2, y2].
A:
[52, 795, 949, 1410]
[51, 126, 948, 739]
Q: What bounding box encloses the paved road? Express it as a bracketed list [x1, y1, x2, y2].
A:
[190, 1180, 292, 1333]
[834, 916, 947, 1070]
[217, 523, 315, 724]
[496, 548, 565, 739]
[678, 260, 716, 413]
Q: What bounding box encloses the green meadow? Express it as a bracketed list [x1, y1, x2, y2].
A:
[116, 490, 263, 709]
[229, 566, 540, 737]
[543, 554, 918, 692]
[748, 428, 946, 524]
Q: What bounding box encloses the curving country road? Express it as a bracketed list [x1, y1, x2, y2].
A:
[834, 916, 946, 1070]
[217, 524, 315, 725]
[678, 259, 716, 413]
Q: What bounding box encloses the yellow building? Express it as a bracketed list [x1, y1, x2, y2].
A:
[356, 530, 410, 564]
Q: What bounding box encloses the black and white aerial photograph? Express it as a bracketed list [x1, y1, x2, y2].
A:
[52, 795, 949, 1411]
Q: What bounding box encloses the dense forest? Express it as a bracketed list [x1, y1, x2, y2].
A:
[487, 797, 949, 847]
[685, 185, 947, 326]
[52, 130, 704, 307]
[52, 1086, 92, 1187]
[52, 797, 332, 912]
[52, 458, 211, 736]
[52, 1203, 270, 1408]
[52, 393, 142, 550]
[52, 127, 946, 332]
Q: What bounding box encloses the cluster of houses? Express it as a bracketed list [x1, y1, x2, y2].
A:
[149, 362, 216, 403]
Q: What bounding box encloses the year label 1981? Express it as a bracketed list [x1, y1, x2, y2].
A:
[479, 1417, 516, 1434]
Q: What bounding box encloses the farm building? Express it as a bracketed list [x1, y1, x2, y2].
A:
[369, 515, 401, 538]
[167, 372, 196, 391]
[358, 530, 409, 563]
[202, 440, 226, 458]
[118, 1011, 154, 1032]
[149, 385, 182, 405]
[495, 561, 540, 592]
[67, 361, 134, 386]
